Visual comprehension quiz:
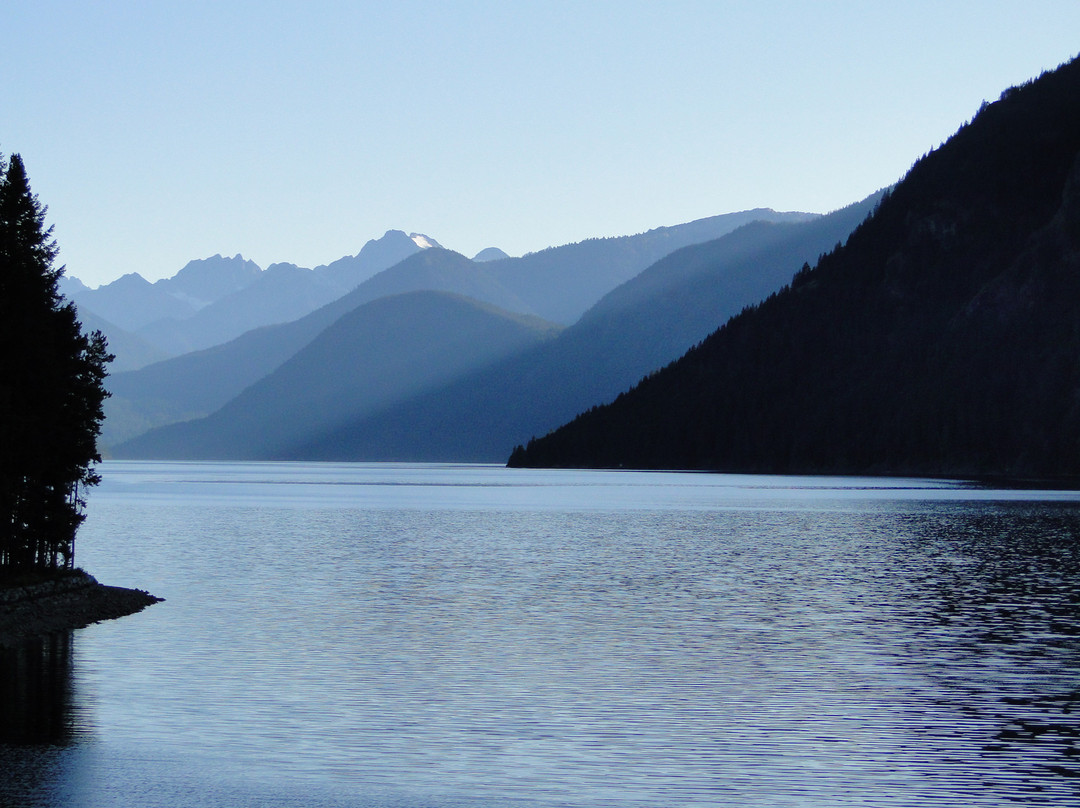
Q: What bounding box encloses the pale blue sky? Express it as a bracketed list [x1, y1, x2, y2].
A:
[4, 1, 1079, 287]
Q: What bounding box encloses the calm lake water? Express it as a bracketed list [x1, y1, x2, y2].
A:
[3, 461, 1080, 807]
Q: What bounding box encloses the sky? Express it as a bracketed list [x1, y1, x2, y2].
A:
[4, 2, 1080, 288]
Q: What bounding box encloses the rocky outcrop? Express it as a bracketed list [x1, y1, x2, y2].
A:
[0, 570, 161, 647]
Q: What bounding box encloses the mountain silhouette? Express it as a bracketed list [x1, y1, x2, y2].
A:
[104, 210, 811, 451]
[508, 56, 1080, 477]
[113, 291, 561, 459]
[287, 196, 877, 461]
[481, 209, 816, 324]
[69, 231, 424, 363]
[473, 247, 510, 262]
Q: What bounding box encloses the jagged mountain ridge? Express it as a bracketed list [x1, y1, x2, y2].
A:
[68, 230, 424, 360]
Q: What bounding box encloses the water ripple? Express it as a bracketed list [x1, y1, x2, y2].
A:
[3, 465, 1079, 807]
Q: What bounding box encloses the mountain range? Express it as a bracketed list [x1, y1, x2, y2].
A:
[115, 291, 562, 459]
[63, 230, 429, 361]
[96, 208, 812, 451]
[82, 57, 1080, 473]
[281, 194, 882, 462]
[509, 56, 1080, 478]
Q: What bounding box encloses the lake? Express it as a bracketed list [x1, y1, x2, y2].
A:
[2, 461, 1080, 807]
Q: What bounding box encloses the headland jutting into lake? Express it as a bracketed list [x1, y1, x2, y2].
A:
[0, 570, 161, 647]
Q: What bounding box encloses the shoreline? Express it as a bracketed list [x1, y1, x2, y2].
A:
[0, 570, 162, 647]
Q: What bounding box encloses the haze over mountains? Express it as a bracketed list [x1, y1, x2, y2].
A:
[75, 56, 1080, 475]
[89, 208, 813, 452]
[511, 56, 1080, 478]
[117, 291, 562, 459]
[62, 230, 430, 359]
[286, 195, 882, 462]
[114, 200, 874, 460]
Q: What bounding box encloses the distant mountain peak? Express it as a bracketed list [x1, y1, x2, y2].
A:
[410, 233, 442, 250]
[58, 274, 90, 296]
[473, 247, 511, 262]
[162, 254, 263, 308]
[113, 272, 153, 288]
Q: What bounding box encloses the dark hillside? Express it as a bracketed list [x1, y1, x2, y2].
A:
[510, 57, 1080, 477]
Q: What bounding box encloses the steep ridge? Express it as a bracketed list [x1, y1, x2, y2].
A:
[508, 57, 1080, 476]
[289, 195, 878, 461]
[112, 292, 562, 459]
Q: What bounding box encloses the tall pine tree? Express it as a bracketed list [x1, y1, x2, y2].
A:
[0, 152, 112, 574]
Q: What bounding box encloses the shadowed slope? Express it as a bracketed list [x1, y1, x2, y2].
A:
[510, 57, 1080, 477]
[113, 291, 561, 459]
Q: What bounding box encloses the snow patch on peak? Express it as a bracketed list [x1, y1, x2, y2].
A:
[409, 233, 442, 250]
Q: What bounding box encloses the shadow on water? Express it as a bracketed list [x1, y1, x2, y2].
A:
[0, 632, 80, 746]
[0, 632, 90, 808]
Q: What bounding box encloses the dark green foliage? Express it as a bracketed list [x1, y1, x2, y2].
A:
[0, 153, 112, 573]
[510, 56, 1080, 478]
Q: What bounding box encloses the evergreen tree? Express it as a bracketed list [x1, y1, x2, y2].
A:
[0, 152, 113, 574]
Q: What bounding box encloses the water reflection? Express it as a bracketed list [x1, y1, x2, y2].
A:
[882, 504, 1080, 800]
[0, 633, 91, 808]
[11, 466, 1080, 807]
[0, 633, 81, 746]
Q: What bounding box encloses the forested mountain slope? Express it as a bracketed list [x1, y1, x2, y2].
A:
[510, 57, 1080, 477]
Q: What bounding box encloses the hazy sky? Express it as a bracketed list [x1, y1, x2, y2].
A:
[4, 2, 1079, 287]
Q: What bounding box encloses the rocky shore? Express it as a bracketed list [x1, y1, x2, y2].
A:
[0, 570, 162, 647]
